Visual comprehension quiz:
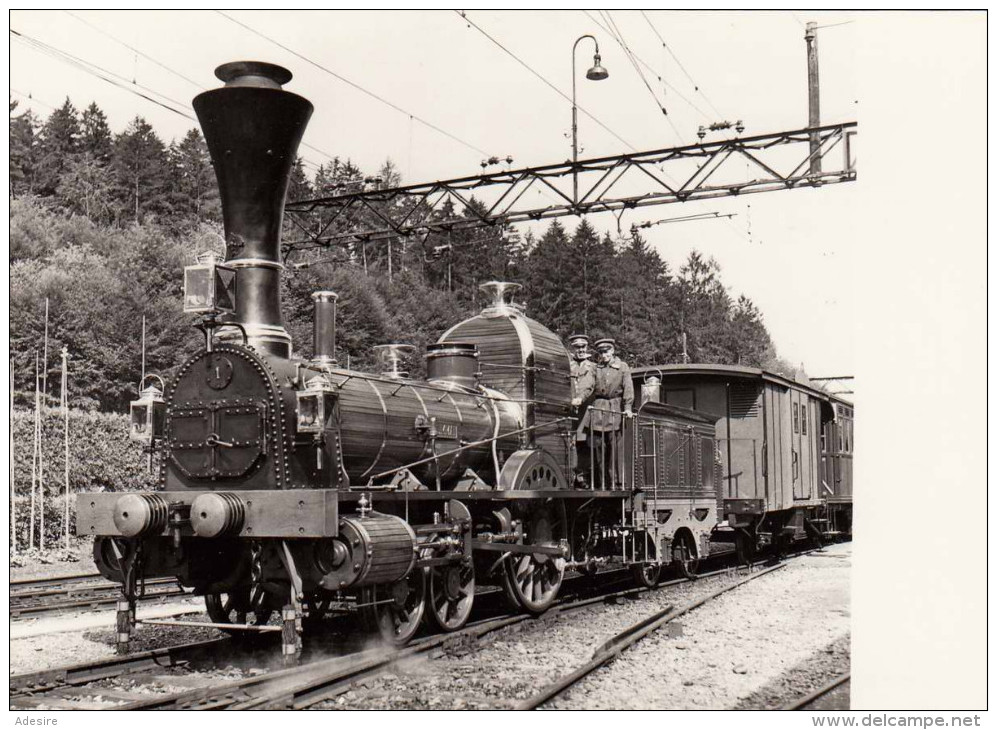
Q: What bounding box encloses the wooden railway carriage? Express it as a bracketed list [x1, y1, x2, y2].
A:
[631, 364, 854, 557]
[76, 60, 727, 661]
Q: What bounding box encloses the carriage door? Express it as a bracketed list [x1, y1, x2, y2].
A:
[791, 391, 810, 500]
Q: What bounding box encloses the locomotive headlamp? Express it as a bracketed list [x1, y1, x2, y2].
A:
[129, 375, 167, 445]
[183, 250, 236, 315]
[296, 374, 338, 434]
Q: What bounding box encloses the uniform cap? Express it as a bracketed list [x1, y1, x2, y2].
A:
[568, 334, 590, 345]
[594, 338, 616, 350]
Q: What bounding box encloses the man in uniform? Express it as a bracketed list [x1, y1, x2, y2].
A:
[585, 338, 634, 488]
[568, 334, 596, 486]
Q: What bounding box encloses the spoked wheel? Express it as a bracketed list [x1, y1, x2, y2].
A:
[204, 588, 274, 634]
[502, 502, 567, 614]
[630, 533, 661, 588]
[425, 560, 475, 632]
[671, 533, 700, 580]
[361, 569, 426, 647]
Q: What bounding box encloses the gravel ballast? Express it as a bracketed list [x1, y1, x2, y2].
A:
[548, 542, 851, 709]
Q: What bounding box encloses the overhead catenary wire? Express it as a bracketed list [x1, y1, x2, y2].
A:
[63, 10, 205, 90]
[601, 12, 670, 119]
[10, 88, 56, 111]
[456, 10, 637, 153]
[216, 10, 492, 159]
[9, 28, 328, 173]
[11, 28, 196, 120]
[582, 10, 712, 124]
[640, 10, 724, 120]
[61, 9, 344, 166]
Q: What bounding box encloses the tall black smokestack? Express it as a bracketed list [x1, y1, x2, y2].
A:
[193, 61, 313, 358]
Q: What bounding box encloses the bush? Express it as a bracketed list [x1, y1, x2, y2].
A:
[10, 407, 158, 547]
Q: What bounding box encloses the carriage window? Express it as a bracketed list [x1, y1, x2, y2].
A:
[838, 426, 843, 452]
[801, 405, 808, 435]
[793, 403, 800, 434]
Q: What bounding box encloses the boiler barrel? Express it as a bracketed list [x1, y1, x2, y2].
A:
[335, 372, 520, 486]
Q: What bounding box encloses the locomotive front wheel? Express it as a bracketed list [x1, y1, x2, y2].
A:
[671, 534, 700, 580]
[425, 560, 475, 632]
[204, 589, 274, 632]
[361, 569, 426, 647]
[502, 503, 566, 614]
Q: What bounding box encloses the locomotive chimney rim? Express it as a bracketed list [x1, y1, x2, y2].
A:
[215, 61, 293, 88]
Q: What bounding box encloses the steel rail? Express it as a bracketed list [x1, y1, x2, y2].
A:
[781, 671, 851, 710]
[9, 637, 231, 699]
[11, 571, 103, 588]
[518, 562, 787, 709]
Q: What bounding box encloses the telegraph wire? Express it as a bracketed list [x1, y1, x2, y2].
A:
[216, 11, 492, 159]
[456, 10, 638, 153]
[63, 11, 206, 91]
[9, 28, 328, 173]
[59, 12, 337, 166]
[640, 10, 724, 120]
[10, 88, 56, 111]
[11, 29, 197, 120]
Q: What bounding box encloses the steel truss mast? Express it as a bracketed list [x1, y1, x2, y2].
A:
[284, 122, 856, 251]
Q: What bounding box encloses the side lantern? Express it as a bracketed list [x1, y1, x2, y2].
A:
[296, 374, 338, 434]
[130, 375, 167, 445]
[184, 250, 236, 315]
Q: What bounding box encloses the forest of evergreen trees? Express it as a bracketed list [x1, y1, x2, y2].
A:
[10, 97, 789, 413]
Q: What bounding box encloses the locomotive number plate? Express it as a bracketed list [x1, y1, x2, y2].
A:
[206, 355, 234, 390]
[437, 422, 459, 439]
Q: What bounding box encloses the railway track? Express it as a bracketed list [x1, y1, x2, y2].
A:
[10, 574, 188, 620]
[9, 546, 820, 711]
[518, 563, 785, 709]
[782, 672, 851, 711]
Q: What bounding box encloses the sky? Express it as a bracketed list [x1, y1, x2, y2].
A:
[10, 10, 863, 390]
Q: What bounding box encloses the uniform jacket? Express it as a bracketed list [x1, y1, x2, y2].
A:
[579, 356, 634, 432]
[570, 356, 596, 405]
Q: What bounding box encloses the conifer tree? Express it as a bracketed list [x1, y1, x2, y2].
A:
[36, 98, 81, 196]
[111, 116, 170, 224]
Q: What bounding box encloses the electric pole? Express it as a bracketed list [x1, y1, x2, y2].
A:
[806, 21, 821, 178]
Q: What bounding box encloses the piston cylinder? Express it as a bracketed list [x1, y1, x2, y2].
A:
[317, 515, 416, 590]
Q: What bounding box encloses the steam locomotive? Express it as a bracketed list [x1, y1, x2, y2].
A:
[78, 61, 851, 660]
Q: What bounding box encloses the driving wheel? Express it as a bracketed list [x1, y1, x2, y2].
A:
[361, 568, 426, 647]
[502, 502, 567, 614]
[425, 560, 475, 632]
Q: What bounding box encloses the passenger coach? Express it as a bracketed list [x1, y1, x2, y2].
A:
[632, 364, 853, 559]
